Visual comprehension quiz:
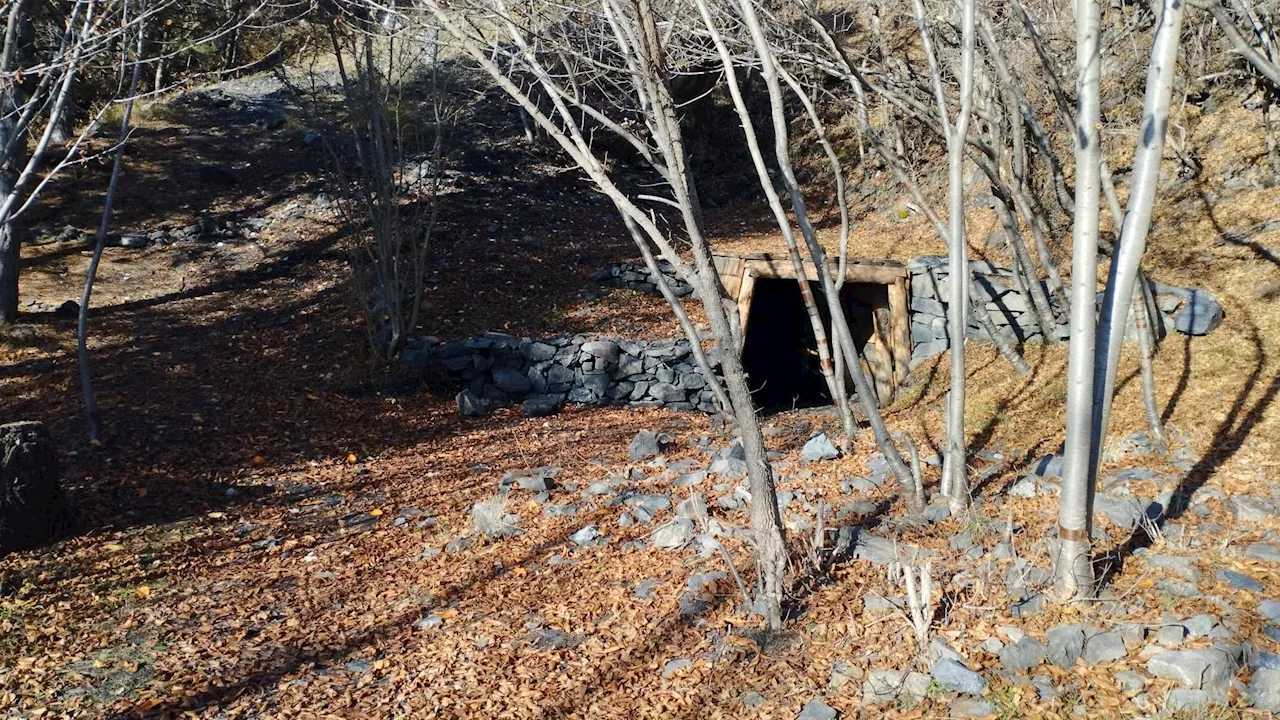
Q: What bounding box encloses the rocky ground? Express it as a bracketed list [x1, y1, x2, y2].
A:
[0, 69, 1278, 720]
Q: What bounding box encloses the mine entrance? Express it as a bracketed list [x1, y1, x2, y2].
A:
[713, 252, 911, 413]
[740, 278, 886, 412]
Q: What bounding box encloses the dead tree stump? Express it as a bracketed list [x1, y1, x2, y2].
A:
[0, 421, 67, 555]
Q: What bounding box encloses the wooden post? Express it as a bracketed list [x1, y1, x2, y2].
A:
[867, 306, 895, 403]
[888, 277, 911, 386]
[737, 269, 757, 346]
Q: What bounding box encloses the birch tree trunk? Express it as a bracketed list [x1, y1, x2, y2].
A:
[1090, 0, 1186, 477]
[943, 0, 976, 516]
[1054, 0, 1104, 600]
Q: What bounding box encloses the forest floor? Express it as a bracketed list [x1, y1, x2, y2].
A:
[0, 69, 1278, 720]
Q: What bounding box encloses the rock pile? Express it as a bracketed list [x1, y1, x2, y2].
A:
[589, 260, 695, 298]
[403, 333, 719, 417]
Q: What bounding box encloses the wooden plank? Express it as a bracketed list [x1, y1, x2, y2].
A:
[716, 256, 744, 300]
[738, 257, 908, 285]
[736, 269, 756, 346]
[888, 277, 911, 386]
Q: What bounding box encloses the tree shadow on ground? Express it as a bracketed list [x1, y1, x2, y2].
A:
[1098, 319, 1279, 585]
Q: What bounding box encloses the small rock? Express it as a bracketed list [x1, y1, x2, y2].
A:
[1008, 477, 1038, 498]
[523, 394, 563, 417]
[444, 535, 475, 554]
[457, 389, 486, 417]
[1258, 600, 1280, 623]
[628, 429, 668, 461]
[1031, 454, 1063, 478]
[1184, 614, 1218, 638]
[1217, 569, 1264, 592]
[741, 691, 765, 707]
[1083, 631, 1127, 665]
[924, 505, 950, 522]
[662, 658, 692, 678]
[708, 457, 748, 478]
[651, 518, 695, 549]
[828, 661, 862, 690]
[1230, 496, 1279, 523]
[1145, 553, 1200, 581]
[413, 614, 443, 629]
[902, 672, 931, 703]
[802, 433, 840, 462]
[999, 637, 1048, 672]
[841, 476, 879, 493]
[1146, 649, 1238, 693]
[55, 300, 80, 319]
[1166, 688, 1213, 711]
[569, 525, 600, 546]
[672, 470, 706, 487]
[1249, 667, 1280, 711]
[1115, 670, 1146, 692]
[796, 699, 838, 720]
[1046, 625, 1088, 668]
[1157, 624, 1187, 647]
[1174, 289, 1224, 336]
[980, 637, 1004, 654]
[932, 659, 987, 695]
[1244, 542, 1280, 563]
[862, 669, 904, 704]
[634, 579, 660, 599]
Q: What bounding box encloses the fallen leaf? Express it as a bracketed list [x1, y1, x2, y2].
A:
[136, 586, 151, 599]
[103, 543, 125, 552]
[370, 508, 384, 517]
[207, 512, 225, 519]
[346, 453, 358, 464]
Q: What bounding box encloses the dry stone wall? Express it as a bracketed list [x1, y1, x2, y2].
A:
[402, 333, 720, 417]
[907, 256, 1223, 369]
[407, 256, 1225, 416]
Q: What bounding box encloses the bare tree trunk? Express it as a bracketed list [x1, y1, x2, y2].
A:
[1090, 0, 1186, 479]
[943, 0, 976, 516]
[1131, 281, 1168, 448]
[717, 0, 923, 514]
[425, 0, 789, 626]
[79, 0, 146, 445]
[1055, 0, 1104, 601]
[0, 2, 27, 324]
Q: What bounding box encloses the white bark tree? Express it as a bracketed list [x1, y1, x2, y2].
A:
[1055, 0, 1104, 600]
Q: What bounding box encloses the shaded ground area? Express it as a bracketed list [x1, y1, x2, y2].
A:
[0, 71, 1278, 719]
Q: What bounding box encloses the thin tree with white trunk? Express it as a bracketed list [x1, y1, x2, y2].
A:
[942, 0, 976, 516]
[1055, 0, 1104, 600]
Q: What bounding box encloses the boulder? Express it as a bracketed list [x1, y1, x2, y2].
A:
[0, 422, 66, 555]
